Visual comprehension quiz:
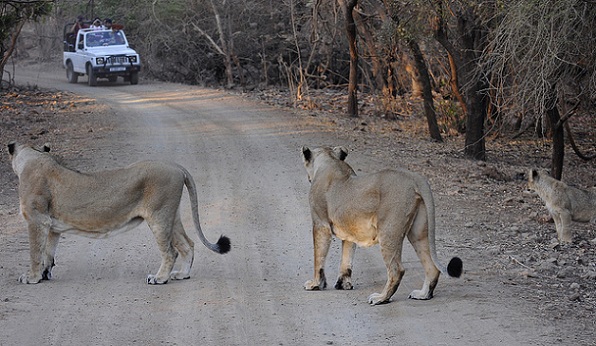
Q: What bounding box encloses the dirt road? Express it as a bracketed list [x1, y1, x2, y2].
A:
[0, 64, 589, 345]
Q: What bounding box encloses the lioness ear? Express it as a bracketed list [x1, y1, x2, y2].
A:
[302, 147, 312, 163]
[42, 143, 51, 152]
[333, 146, 348, 161]
[7, 142, 16, 156]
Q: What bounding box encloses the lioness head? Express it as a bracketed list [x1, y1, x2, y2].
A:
[8, 142, 51, 177]
[8, 142, 51, 157]
[527, 168, 547, 191]
[301, 146, 348, 182]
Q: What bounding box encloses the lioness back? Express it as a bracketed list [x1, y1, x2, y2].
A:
[45, 160, 186, 224]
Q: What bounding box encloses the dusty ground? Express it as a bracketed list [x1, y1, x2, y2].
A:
[0, 66, 595, 344]
[250, 88, 596, 330]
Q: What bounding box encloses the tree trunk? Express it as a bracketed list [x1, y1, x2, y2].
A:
[341, 0, 359, 117]
[408, 39, 443, 142]
[0, 18, 26, 78]
[405, 61, 422, 98]
[191, 2, 234, 88]
[464, 79, 487, 160]
[458, 9, 488, 160]
[353, 9, 385, 92]
[431, 7, 467, 121]
[446, 51, 467, 126]
[545, 86, 564, 180]
[209, 0, 234, 88]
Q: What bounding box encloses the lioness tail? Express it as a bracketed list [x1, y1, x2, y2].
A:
[418, 177, 462, 278]
[215, 235, 231, 254]
[181, 165, 231, 254]
[447, 257, 463, 278]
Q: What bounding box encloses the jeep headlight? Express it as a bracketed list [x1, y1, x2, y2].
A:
[96, 57, 105, 65]
[128, 55, 137, 63]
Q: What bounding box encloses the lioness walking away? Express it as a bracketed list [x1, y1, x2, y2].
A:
[301, 146, 462, 305]
[8, 142, 230, 285]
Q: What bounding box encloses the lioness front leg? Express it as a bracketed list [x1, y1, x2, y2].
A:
[556, 210, 573, 243]
[304, 225, 332, 290]
[335, 240, 356, 290]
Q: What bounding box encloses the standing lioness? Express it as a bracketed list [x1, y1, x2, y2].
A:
[301, 146, 462, 305]
[8, 142, 230, 284]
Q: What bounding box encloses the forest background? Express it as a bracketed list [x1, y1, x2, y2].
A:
[1, 0, 595, 177]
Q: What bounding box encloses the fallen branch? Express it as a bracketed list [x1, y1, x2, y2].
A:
[508, 255, 533, 270]
[565, 121, 596, 161]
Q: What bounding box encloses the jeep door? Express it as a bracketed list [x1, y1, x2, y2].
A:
[71, 32, 91, 74]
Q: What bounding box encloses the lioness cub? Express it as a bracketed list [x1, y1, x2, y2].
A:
[8, 142, 230, 284]
[301, 146, 462, 305]
[527, 169, 596, 243]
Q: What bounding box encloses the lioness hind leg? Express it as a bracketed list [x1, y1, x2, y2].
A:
[368, 201, 419, 305]
[335, 240, 356, 290]
[407, 206, 440, 300]
[41, 231, 61, 280]
[146, 219, 178, 285]
[368, 227, 408, 305]
[170, 216, 195, 280]
[368, 242, 405, 305]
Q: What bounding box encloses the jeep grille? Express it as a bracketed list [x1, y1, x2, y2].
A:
[108, 56, 130, 64]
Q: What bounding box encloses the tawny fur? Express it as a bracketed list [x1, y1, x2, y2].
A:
[301, 146, 462, 305]
[8, 142, 230, 285]
[527, 169, 596, 243]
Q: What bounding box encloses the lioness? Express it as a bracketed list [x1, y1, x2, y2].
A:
[8, 142, 230, 284]
[301, 146, 462, 305]
[527, 169, 596, 243]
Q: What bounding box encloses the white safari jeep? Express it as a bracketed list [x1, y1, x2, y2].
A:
[63, 27, 141, 86]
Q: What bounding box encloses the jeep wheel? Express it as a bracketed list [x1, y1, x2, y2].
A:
[130, 71, 139, 85]
[66, 62, 78, 83]
[87, 65, 97, 86]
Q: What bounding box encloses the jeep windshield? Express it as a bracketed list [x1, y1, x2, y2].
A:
[85, 30, 126, 48]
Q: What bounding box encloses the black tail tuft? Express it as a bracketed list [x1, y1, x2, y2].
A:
[447, 257, 463, 278]
[217, 235, 231, 254]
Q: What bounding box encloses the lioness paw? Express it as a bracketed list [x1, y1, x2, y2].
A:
[408, 289, 433, 300]
[368, 293, 389, 305]
[170, 271, 190, 280]
[304, 279, 325, 291]
[42, 268, 52, 281]
[18, 273, 42, 284]
[334, 277, 353, 290]
[147, 275, 168, 285]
